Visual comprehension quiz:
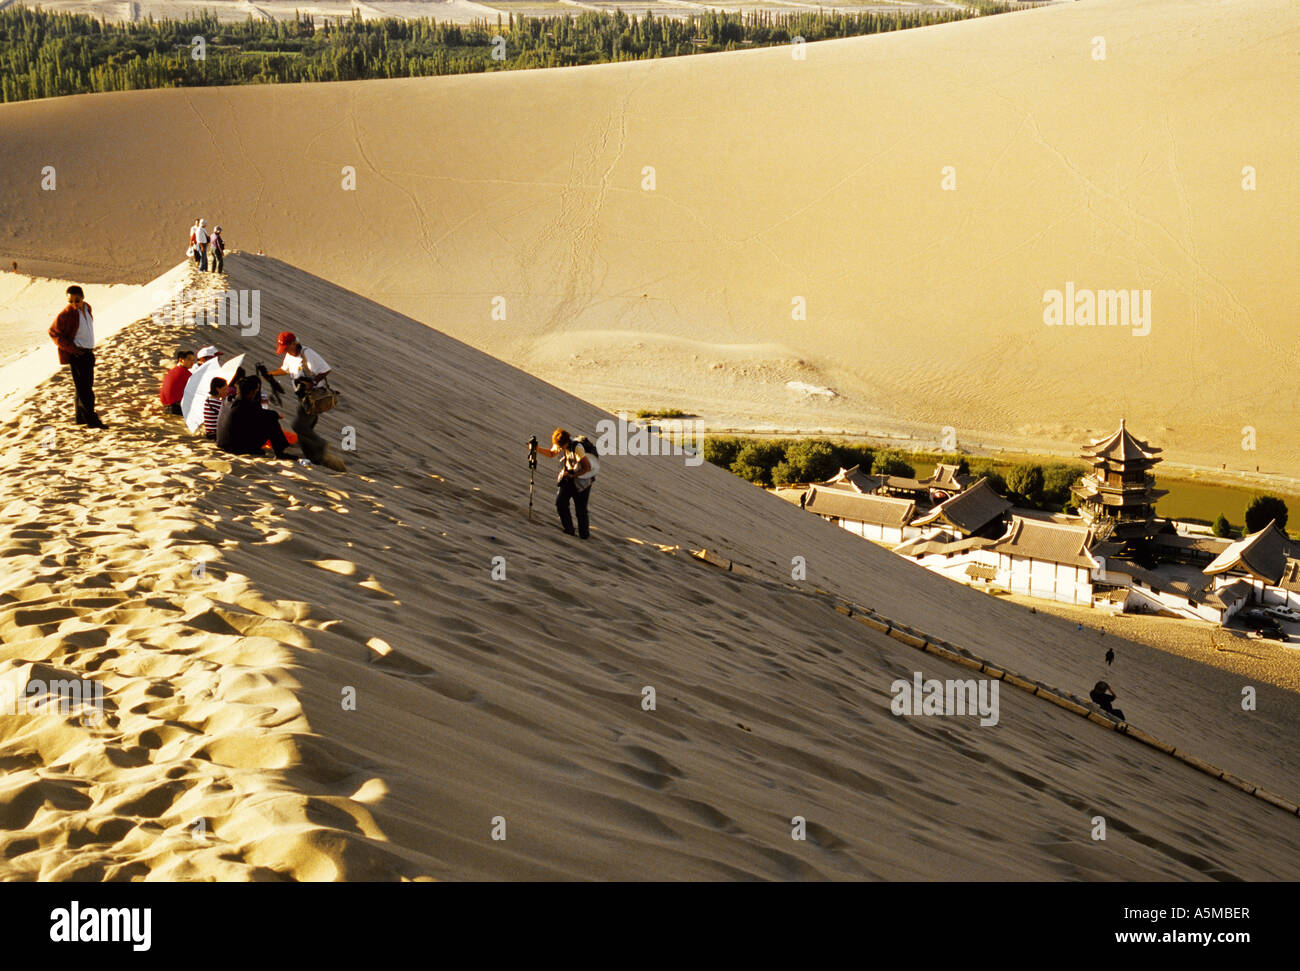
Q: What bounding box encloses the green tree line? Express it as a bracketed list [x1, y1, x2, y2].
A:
[0, 4, 1012, 102]
[703, 435, 1084, 511]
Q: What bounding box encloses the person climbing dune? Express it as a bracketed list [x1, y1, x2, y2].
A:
[534, 428, 598, 539]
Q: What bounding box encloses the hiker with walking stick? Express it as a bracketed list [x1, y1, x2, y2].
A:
[533, 428, 599, 539]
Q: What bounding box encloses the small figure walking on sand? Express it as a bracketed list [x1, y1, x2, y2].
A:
[1105, 647, 1114, 666]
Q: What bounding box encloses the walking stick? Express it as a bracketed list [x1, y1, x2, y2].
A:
[527, 436, 538, 521]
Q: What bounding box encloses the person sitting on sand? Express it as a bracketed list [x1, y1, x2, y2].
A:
[215, 375, 291, 459]
[193, 345, 220, 372]
[203, 377, 227, 440]
[160, 348, 196, 415]
[1089, 681, 1125, 721]
[534, 428, 596, 539]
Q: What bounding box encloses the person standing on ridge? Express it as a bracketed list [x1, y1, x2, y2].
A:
[193, 219, 210, 272]
[209, 226, 226, 274]
[534, 428, 597, 539]
[48, 285, 105, 429]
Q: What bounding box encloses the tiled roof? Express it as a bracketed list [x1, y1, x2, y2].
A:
[820, 465, 884, 494]
[986, 517, 1097, 569]
[1204, 521, 1289, 585]
[803, 486, 915, 528]
[913, 478, 1011, 535]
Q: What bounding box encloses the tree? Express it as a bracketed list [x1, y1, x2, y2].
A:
[1244, 495, 1288, 534]
[872, 449, 914, 478]
[1211, 514, 1232, 538]
[703, 436, 742, 470]
[1041, 464, 1085, 509]
[1005, 463, 1045, 506]
[781, 439, 839, 484]
[730, 440, 786, 486]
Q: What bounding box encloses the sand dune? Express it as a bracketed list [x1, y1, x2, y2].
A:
[2, 0, 1298, 474]
[1, 254, 1297, 880]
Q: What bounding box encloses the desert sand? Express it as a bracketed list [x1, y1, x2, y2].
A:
[2, 0, 1298, 480]
[0, 253, 1297, 880]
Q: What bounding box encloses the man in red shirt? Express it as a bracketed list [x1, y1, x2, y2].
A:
[160, 349, 196, 415]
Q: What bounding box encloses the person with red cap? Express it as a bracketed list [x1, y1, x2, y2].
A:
[265, 331, 339, 468]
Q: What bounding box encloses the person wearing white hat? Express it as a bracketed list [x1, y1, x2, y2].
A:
[193, 346, 220, 372]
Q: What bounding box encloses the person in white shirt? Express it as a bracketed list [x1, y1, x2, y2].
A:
[534, 428, 596, 539]
[266, 330, 336, 467]
[193, 219, 210, 272]
[47, 285, 105, 428]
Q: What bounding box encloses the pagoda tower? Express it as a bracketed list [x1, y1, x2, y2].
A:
[1071, 419, 1167, 546]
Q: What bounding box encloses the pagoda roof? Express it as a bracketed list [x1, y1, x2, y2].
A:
[1081, 419, 1162, 464]
[1203, 520, 1290, 585]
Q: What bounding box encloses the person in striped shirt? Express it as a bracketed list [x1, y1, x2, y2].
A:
[203, 377, 228, 439]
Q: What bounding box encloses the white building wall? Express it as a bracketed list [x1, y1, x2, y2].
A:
[827, 517, 912, 546]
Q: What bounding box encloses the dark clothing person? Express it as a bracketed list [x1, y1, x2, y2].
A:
[556, 476, 592, 539]
[1105, 648, 1115, 666]
[215, 393, 289, 458]
[1090, 681, 1125, 721]
[48, 290, 104, 428]
[535, 428, 596, 539]
[69, 350, 98, 425]
[210, 228, 225, 273]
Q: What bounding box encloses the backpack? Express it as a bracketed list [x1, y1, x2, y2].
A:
[569, 436, 600, 477]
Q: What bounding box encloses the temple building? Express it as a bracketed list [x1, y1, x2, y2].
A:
[1071, 420, 1167, 547]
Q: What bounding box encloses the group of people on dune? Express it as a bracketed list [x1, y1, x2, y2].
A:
[50, 282, 343, 471]
[187, 218, 226, 273]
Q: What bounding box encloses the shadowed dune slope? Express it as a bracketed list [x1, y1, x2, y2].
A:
[1, 0, 1299, 470]
[2, 253, 1296, 879]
